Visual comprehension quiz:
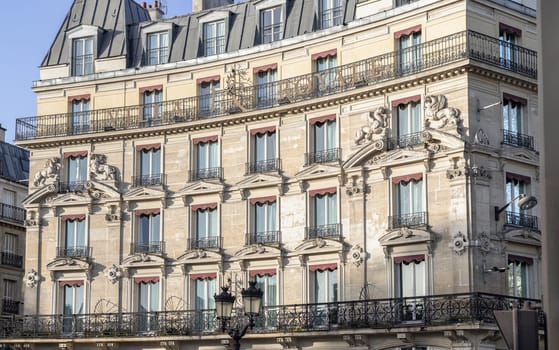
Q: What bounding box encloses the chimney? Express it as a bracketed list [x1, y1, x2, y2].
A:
[192, 0, 234, 13]
[143, 0, 164, 21]
[0, 124, 5, 143]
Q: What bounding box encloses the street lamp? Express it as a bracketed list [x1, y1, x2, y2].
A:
[494, 193, 538, 221]
[214, 280, 263, 350]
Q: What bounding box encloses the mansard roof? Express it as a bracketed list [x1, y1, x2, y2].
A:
[0, 141, 29, 183]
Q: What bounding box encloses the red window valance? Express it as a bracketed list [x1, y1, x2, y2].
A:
[394, 25, 422, 39]
[250, 126, 276, 135]
[506, 172, 531, 184]
[136, 143, 161, 151]
[250, 268, 276, 277]
[135, 208, 160, 216]
[392, 173, 423, 184]
[190, 272, 217, 280]
[250, 196, 276, 205]
[508, 254, 533, 265]
[311, 49, 337, 60]
[503, 93, 527, 105]
[196, 75, 220, 84]
[309, 114, 336, 125]
[394, 254, 425, 264]
[61, 214, 86, 222]
[391, 95, 421, 107]
[191, 203, 218, 211]
[59, 280, 84, 287]
[253, 63, 277, 74]
[499, 22, 521, 36]
[309, 187, 337, 197]
[309, 263, 337, 272]
[139, 85, 163, 94]
[63, 151, 88, 158]
[134, 276, 160, 284]
[193, 135, 218, 144]
[68, 94, 90, 102]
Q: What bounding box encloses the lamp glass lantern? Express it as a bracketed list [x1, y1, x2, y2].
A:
[241, 281, 263, 323]
[214, 286, 235, 320]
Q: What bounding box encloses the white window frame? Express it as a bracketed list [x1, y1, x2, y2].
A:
[502, 97, 525, 134]
[255, 68, 278, 106]
[313, 268, 338, 303]
[67, 155, 88, 188]
[66, 25, 101, 77]
[136, 212, 162, 252]
[194, 207, 219, 248]
[139, 147, 162, 185]
[260, 6, 283, 44]
[146, 31, 169, 65]
[142, 89, 163, 124]
[318, 0, 344, 29]
[203, 21, 226, 56]
[3, 233, 18, 254]
[199, 80, 221, 116]
[63, 218, 87, 257]
[397, 31, 422, 74]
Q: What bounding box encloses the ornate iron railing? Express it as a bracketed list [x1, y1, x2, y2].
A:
[189, 237, 221, 250]
[246, 231, 280, 245]
[389, 212, 427, 229]
[131, 241, 165, 255]
[131, 174, 164, 187]
[146, 47, 169, 65]
[1, 299, 19, 315]
[320, 5, 344, 29]
[502, 129, 535, 150]
[189, 167, 223, 181]
[305, 224, 342, 240]
[0, 253, 23, 268]
[505, 211, 539, 231]
[0, 203, 25, 224]
[305, 148, 341, 165]
[16, 30, 537, 141]
[245, 158, 281, 175]
[56, 246, 91, 259]
[388, 131, 424, 150]
[0, 293, 542, 338]
[58, 181, 88, 193]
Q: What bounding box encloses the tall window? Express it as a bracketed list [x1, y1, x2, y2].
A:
[397, 29, 421, 75]
[63, 217, 86, 258]
[199, 79, 220, 117]
[394, 255, 425, 321]
[310, 116, 337, 164]
[194, 139, 219, 180]
[319, 0, 343, 29]
[391, 174, 424, 228]
[312, 265, 337, 303]
[254, 271, 277, 328]
[138, 146, 161, 186]
[3, 233, 17, 254]
[137, 279, 160, 331]
[252, 198, 277, 244]
[67, 155, 88, 191]
[1, 189, 16, 220]
[2, 279, 17, 314]
[72, 37, 93, 76]
[194, 206, 218, 249]
[315, 54, 337, 95]
[195, 277, 216, 311]
[499, 24, 520, 68]
[508, 255, 532, 298]
[310, 189, 338, 239]
[255, 68, 277, 107]
[250, 128, 277, 174]
[1, 233, 20, 268]
[70, 99, 90, 134]
[61, 281, 84, 332]
[261, 7, 282, 44]
[147, 32, 169, 65]
[3, 280, 16, 301]
[137, 211, 162, 253]
[142, 89, 163, 126]
[203, 21, 225, 56]
[505, 173, 528, 213]
[503, 97, 524, 134]
[395, 99, 422, 147]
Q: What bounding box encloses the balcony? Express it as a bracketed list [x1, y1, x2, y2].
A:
[246, 231, 280, 245]
[502, 129, 535, 150]
[189, 167, 223, 182]
[189, 237, 221, 250]
[1, 299, 19, 315]
[16, 30, 537, 142]
[132, 174, 164, 187]
[245, 158, 281, 175]
[0, 203, 25, 225]
[389, 212, 427, 229]
[305, 148, 341, 165]
[505, 211, 539, 231]
[58, 181, 87, 193]
[56, 246, 91, 259]
[305, 224, 342, 240]
[388, 132, 424, 150]
[131, 241, 165, 255]
[0, 293, 543, 338]
[0, 252, 23, 268]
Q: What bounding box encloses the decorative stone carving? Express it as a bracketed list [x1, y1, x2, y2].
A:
[477, 231, 491, 255]
[450, 231, 468, 255]
[424, 95, 462, 132]
[354, 106, 389, 145]
[104, 264, 122, 284]
[345, 174, 364, 195]
[474, 128, 490, 145]
[25, 210, 39, 227]
[25, 269, 39, 288]
[350, 244, 364, 267]
[33, 157, 61, 187]
[226, 64, 251, 112]
[89, 154, 117, 181]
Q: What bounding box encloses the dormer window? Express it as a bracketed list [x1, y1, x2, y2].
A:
[72, 37, 94, 76]
[261, 6, 282, 44]
[203, 21, 226, 56]
[146, 32, 169, 65]
[319, 0, 343, 29]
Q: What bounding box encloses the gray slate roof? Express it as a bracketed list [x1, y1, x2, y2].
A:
[0, 142, 29, 184]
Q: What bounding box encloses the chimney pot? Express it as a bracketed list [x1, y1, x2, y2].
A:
[154, 0, 158, 8]
[142, 1, 147, 8]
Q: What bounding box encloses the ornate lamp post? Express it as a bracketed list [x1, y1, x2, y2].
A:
[214, 280, 263, 350]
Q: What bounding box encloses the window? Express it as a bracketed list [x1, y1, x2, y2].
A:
[314, 267, 337, 302]
[508, 255, 532, 298]
[142, 89, 163, 126]
[249, 127, 278, 174]
[61, 216, 87, 258]
[1, 233, 21, 268]
[66, 154, 88, 191]
[254, 271, 277, 328]
[502, 94, 532, 149]
[193, 138, 219, 180]
[309, 188, 338, 239]
[395, 0, 419, 6]
[146, 32, 169, 65]
[2, 189, 16, 219]
[193, 204, 218, 249]
[136, 211, 162, 254]
[72, 37, 94, 76]
[3, 233, 17, 254]
[505, 173, 537, 229]
[394, 255, 425, 321]
[137, 145, 162, 186]
[203, 21, 225, 56]
[315, 52, 337, 95]
[2, 279, 18, 314]
[392, 174, 425, 228]
[255, 67, 278, 107]
[61, 281, 84, 332]
[396, 27, 421, 75]
[309, 115, 338, 164]
[261, 6, 282, 44]
[136, 278, 160, 332]
[394, 98, 422, 147]
[319, 0, 343, 29]
[193, 275, 216, 331]
[70, 98, 90, 134]
[499, 23, 520, 69]
[199, 79, 220, 117]
[251, 197, 277, 244]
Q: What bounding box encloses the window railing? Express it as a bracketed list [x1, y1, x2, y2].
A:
[204, 36, 225, 56]
[305, 148, 341, 165]
[246, 158, 281, 175]
[505, 211, 539, 231]
[16, 31, 538, 141]
[0, 293, 543, 338]
[246, 230, 280, 245]
[58, 181, 88, 193]
[189, 167, 223, 181]
[146, 47, 169, 65]
[0, 252, 23, 268]
[189, 236, 221, 250]
[0, 203, 25, 224]
[131, 241, 165, 254]
[72, 54, 94, 76]
[56, 246, 91, 259]
[388, 131, 424, 150]
[132, 174, 164, 187]
[395, 0, 420, 6]
[502, 129, 535, 150]
[320, 6, 344, 29]
[389, 211, 427, 229]
[1, 298, 19, 315]
[305, 223, 341, 240]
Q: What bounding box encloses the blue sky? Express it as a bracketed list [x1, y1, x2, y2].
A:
[0, 0, 195, 143]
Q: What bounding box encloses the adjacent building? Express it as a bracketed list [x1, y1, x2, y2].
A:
[1, 0, 542, 349]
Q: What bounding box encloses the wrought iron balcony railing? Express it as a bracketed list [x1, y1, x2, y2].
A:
[131, 241, 165, 255]
[305, 148, 341, 165]
[0, 293, 542, 339]
[0, 252, 23, 268]
[505, 211, 539, 231]
[189, 167, 223, 181]
[502, 129, 535, 150]
[0, 203, 25, 224]
[1, 299, 19, 315]
[189, 236, 221, 250]
[388, 131, 424, 150]
[246, 230, 280, 245]
[245, 158, 281, 175]
[16, 30, 537, 141]
[305, 224, 342, 240]
[56, 246, 91, 259]
[389, 211, 427, 229]
[58, 181, 88, 193]
[132, 174, 164, 187]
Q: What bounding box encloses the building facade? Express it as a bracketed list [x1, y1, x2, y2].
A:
[2, 0, 542, 349]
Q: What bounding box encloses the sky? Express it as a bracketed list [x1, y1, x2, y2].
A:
[0, 0, 197, 144]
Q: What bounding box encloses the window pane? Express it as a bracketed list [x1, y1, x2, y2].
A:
[139, 215, 150, 243]
[314, 195, 326, 226]
[150, 282, 160, 311]
[327, 193, 337, 224]
[151, 214, 160, 241]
